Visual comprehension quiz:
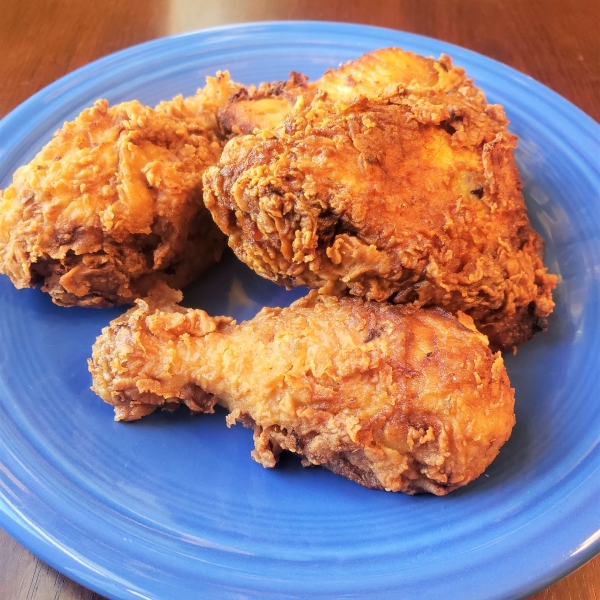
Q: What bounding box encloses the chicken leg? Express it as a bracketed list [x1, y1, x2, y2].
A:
[89, 284, 515, 495]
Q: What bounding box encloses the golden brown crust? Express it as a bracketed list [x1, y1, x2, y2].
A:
[217, 47, 485, 135]
[0, 72, 241, 307]
[315, 48, 484, 102]
[89, 286, 515, 495]
[202, 52, 557, 351]
[219, 72, 311, 135]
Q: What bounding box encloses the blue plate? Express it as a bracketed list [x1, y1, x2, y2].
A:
[0, 22, 599, 600]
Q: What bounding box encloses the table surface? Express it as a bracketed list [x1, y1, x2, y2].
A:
[0, 1, 598, 599]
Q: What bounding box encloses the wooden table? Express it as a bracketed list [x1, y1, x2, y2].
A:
[0, 1, 598, 598]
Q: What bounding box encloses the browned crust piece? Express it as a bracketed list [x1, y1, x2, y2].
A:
[218, 72, 312, 135]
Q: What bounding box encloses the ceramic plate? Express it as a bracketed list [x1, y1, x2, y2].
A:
[0, 22, 599, 600]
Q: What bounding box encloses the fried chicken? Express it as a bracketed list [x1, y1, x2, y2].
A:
[0, 72, 241, 307]
[203, 49, 557, 351]
[219, 71, 312, 135]
[218, 47, 485, 135]
[89, 284, 515, 495]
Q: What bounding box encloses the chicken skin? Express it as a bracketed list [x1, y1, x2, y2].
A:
[0, 72, 241, 307]
[218, 47, 483, 135]
[89, 284, 515, 495]
[203, 50, 557, 351]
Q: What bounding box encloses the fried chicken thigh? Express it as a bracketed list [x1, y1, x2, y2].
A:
[89, 285, 515, 495]
[203, 50, 557, 351]
[0, 72, 240, 307]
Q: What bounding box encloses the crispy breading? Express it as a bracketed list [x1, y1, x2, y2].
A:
[219, 71, 311, 135]
[89, 285, 515, 495]
[203, 52, 557, 351]
[218, 47, 485, 135]
[0, 72, 241, 307]
[316, 47, 484, 102]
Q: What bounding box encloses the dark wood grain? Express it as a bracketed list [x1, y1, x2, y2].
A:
[0, 1, 598, 599]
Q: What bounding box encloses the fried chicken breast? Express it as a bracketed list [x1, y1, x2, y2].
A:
[203, 50, 557, 351]
[0, 72, 240, 307]
[89, 285, 515, 495]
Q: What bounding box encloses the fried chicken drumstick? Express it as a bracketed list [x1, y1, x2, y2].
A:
[204, 49, 557, 351]
[89, 284, 515, 495]
[0, 72, 241, 307]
